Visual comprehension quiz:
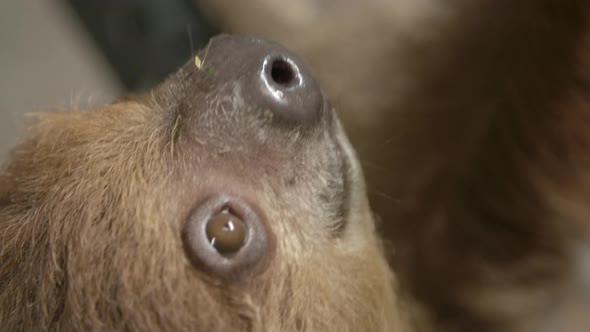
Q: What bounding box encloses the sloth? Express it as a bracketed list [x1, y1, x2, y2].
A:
[4, 0, 590, 330]
[0, 35, 405, 331]
[197, 1, 590, 331]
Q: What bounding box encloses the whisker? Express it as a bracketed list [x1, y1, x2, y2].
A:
[360, 160, 390, 172]
[370, 190, 401, 204]
[186, 24, 195, 56]
[200, 38, 213, 68]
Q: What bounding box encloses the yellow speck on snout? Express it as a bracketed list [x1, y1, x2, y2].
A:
[194, 56, 202, 70]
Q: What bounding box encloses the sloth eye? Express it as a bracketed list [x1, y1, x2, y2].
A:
[206, 211, 246, 255]
[182, 195, 271, 281]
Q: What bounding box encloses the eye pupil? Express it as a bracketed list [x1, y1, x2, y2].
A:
[206, 212, 246, 255]
[223, 221, 235, 232]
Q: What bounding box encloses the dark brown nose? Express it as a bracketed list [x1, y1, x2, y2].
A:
[197, 34, 325, 125]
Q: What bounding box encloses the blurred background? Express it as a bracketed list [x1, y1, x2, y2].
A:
[0, 0, 217, 162]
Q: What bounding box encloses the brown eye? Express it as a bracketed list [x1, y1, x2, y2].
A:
[182, 194, 273, 281]
[206, 211, 246, 255]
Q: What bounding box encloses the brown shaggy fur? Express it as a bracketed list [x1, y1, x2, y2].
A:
[375, 1, 590, 331]
[0, 43, 404, 330]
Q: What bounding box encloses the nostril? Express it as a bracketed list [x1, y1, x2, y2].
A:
[198, 36, 324, 125]
[270, 58, 298, 87]
[256, 53, 323, 124]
